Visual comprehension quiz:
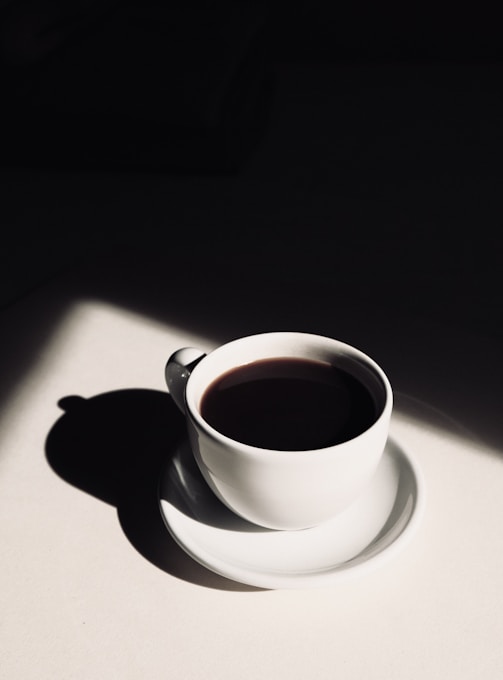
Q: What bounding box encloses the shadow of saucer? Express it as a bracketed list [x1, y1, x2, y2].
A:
[45, 388, 264, 592]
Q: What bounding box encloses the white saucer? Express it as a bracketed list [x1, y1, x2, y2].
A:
[159, 435, 425, 589]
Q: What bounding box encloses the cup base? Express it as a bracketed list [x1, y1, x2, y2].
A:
[159, 434, 424, 589]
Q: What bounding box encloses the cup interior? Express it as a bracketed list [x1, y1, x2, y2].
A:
[185, 333, 390, 444]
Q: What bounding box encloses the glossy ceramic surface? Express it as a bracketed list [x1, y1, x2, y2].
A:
[166, 332, 393, 529]
[159, 434, 424, 589]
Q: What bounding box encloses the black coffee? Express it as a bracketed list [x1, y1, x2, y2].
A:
[200, 357, 379, 451]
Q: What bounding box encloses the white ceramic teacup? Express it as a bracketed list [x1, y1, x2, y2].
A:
[165, 332, 392, 531]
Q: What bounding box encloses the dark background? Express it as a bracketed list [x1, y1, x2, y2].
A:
[1, 1, 502, 450]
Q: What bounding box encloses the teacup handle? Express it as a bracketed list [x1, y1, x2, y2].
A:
[165, 347, 206, 412]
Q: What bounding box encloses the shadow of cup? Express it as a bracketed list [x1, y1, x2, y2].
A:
[45, 388, 264, 591]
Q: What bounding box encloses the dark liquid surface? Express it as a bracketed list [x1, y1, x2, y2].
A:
[200, 358, 379, 450]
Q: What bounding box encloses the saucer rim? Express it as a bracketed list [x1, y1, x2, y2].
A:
[159, 434, 425, 589]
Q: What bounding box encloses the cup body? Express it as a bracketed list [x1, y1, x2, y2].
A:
[176, 332, 392, 530]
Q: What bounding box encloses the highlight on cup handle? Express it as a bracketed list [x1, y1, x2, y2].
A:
[165, 347, 207, 413]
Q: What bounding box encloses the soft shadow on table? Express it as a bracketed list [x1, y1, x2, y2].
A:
[45, 388, 265, 592]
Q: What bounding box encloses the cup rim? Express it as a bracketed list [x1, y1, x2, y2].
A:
[184, 331, 393, 456]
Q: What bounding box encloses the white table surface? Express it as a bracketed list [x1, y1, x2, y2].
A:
[1, 256, 503, 680]
[2, 60, 503, 680]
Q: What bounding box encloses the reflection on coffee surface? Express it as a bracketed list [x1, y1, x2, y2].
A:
[200, 358, 378, 450]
